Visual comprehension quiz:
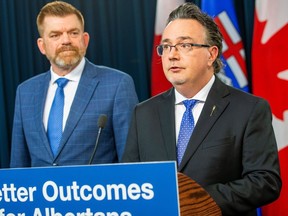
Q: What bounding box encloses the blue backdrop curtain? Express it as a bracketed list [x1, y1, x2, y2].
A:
[0, 0, 254, 168]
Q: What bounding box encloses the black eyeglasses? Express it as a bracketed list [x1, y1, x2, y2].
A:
[156, 43, 210, 56]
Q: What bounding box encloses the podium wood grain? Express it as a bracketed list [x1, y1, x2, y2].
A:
[178, 172, 222, 216]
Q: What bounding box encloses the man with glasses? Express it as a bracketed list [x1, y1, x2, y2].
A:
[122, 3, 281, 215]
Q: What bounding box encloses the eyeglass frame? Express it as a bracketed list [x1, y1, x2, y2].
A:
[156, 42, 210, 56]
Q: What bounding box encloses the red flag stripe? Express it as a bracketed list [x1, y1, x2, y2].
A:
[252, 1, 288, 215]
[151, 0, 184, 96]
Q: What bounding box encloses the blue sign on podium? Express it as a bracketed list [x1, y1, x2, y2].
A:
[0, 162, 179, 216]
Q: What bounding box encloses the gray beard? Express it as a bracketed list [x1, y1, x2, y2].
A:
[54, 55, 82, 70]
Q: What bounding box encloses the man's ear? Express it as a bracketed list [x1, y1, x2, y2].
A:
[83, 32, 90, 48]
[37, 38, 46, 55]
[207, 46, 218, 67]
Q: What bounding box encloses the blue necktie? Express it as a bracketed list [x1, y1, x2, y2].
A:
[47, 78, 69, 156]
[177, 99, 198, 165]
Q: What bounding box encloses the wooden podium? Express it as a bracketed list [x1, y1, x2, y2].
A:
[178, 172, 222, 216]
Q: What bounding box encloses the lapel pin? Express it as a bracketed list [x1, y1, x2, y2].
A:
[210, 105, 216, 116]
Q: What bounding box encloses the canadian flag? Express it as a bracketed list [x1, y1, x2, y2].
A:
[252, 0, 288, 215]
[151, 0, 184, 96]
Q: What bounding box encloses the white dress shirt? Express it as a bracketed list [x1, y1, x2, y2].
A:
[175, 75, 215, 142]
[43, 58, 85, 132]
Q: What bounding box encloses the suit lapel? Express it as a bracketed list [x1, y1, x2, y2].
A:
[158, 89, 177, 160]
[35, 72, 54, 158]
[56, 60, 99, 157]
[179, 77, 230, 170]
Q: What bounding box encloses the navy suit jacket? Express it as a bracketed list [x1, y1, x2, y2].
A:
[122, 76, 281, 216]
[10, 59, 138, 167]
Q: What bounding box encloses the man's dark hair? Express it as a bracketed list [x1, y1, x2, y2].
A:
[167, 3, 223, 73]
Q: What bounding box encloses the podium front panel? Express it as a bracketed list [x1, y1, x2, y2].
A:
[0, 162, 179, 216]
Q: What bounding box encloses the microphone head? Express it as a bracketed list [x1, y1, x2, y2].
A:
[98, 114, 107, 128]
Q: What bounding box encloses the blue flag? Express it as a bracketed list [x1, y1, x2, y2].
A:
[201, 0, 249, 92]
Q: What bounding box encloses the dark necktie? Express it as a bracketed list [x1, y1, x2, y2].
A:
[47, 78, 69, 156]
[177, 99, 198, 165]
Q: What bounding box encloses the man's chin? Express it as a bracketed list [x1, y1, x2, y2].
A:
[55, 58, 81, 69]
[166, 76, 185, 86]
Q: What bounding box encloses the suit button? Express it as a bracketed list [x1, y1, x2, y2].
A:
[52, 163, 58, 166]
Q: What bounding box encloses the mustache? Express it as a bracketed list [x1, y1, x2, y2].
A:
[56, 46, 79, 54]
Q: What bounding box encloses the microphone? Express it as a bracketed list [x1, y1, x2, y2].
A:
[88, 114, 107, 164]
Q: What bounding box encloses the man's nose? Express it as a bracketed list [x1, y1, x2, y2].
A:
[61, 32, 72, 44]
[168, 46, 180, 59]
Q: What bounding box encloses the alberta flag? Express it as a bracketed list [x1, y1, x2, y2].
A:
[201, 0, 249, 92]
[252, 0, 288, 215]
[151, 0, 184, 96]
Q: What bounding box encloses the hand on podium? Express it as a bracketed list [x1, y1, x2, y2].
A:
[177, 172, 222, 216]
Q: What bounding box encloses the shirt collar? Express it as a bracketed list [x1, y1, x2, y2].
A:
[50, 58, 85, 84]
[175, 75, 215, 104]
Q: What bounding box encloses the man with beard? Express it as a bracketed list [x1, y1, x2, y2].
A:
[10, 1, 138, 167]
